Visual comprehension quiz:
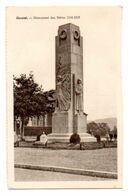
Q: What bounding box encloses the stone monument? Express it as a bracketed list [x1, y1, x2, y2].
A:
[48, 23, 95, 142]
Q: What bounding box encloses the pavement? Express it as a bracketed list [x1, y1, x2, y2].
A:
[15, 163, 117, 179]
[15, 168, 113, 181]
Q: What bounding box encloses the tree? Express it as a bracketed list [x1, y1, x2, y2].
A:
[87, 122, 101, 142]
[113, 126, 117, 140]
[87, 121, 99, 135]
[43, 90, 56, 113]
[87, 121, 110, 143]
[13, 73, 46, 139]
[98, 123, 110, 136]
[109, 126, 117, 141]
[87, 121, 96, 134]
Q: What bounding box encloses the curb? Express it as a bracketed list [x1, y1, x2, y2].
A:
[15, 163, 117, 179]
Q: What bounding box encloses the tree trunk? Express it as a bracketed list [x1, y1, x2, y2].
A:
[21, 118, 24, 140]
[43, 115, 45, 127]
[37, 116, 40, 126]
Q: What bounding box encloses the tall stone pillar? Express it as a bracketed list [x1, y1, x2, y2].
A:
[48, 23, 95, 142]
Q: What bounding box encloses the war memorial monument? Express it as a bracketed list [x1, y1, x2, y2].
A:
[48, 23, 95, 143]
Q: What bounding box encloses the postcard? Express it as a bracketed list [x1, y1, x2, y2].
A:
[6, 6, 122, 189]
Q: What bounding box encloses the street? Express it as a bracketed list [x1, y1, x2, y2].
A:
[15, 168, 111, 181]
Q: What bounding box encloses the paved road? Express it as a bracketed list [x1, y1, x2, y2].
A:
[15, 168, 111, 181]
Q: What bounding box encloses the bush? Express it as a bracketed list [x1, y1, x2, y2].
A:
[95, 134, 101, 143]
[114, 133, 117, 140]
[69, 133, 81, 144]
[36, 133, 42, 141]
[109, 133, 113, 141]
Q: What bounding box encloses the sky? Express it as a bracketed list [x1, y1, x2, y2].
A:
[7, 6, 122, 120]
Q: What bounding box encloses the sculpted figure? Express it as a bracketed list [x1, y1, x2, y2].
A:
[57, 56, 67, 76]
[56, 75, 70, 111]
[75, 79, 83, 113]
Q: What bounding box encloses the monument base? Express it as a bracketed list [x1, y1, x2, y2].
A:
[52, 111, 73, 134]
[74, 112, 88, 133]
[48, 132, 96, 143]
[48, 111, 96, 143]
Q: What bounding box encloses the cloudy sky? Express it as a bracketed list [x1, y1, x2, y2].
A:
[7, 6, 122, 120]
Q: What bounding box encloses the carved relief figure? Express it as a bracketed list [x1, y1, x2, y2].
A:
[57, 56, 62, 76]
[55, 75, 70, 111]
[57, 56, 69, 76]
[75, 79, 83, 113]
[56, 55, 71, 111]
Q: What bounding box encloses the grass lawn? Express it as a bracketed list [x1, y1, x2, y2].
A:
[15, 147, 117, 172]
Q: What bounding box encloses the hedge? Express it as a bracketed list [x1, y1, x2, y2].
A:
[24, 126, 52, 136]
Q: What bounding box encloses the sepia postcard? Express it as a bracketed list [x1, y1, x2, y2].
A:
[6, 6, 122, 189]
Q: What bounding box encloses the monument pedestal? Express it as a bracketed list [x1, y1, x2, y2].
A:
[74, 113, 87, 133]
[74, 113, 96, 142]
[48, 133, 73, 143]
[52, 111, 73, 134]
[48, 111, 96, 143]
[48, 111, 73, 143]
[48, 132, 96, 143]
